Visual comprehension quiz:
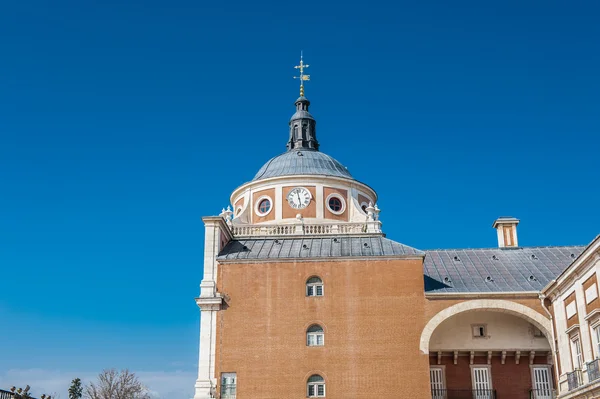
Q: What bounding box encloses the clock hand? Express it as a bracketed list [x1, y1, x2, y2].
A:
[296, 192, 301, 203]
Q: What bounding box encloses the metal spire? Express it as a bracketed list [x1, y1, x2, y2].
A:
[293, 51, 310, 97]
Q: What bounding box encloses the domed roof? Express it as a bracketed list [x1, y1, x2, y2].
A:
[253, 149, 353, 181]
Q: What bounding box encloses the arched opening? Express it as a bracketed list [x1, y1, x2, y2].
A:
[422, 300, 555, 399]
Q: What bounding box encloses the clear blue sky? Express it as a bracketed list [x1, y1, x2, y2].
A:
[1, 0, 599, 397]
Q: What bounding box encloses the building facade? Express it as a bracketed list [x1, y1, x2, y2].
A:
[542, 236, 600, 398]
[192, 67, 595, 399]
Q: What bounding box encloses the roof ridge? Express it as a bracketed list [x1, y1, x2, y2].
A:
[424, 245, 586, 251]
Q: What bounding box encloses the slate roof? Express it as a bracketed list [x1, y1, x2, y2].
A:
[423, 246, 585, 293]
[217, 236, 424, 260]
[253, 150, 353, 181]
[217, 236, 585, 294]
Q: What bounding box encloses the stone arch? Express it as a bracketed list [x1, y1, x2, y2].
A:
[420, 299, 552, 354]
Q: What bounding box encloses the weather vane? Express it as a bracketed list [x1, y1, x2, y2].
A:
[294, 51, 310, 97]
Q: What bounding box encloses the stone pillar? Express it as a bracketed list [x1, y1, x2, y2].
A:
[194, 217, 230, 399]
[194, 299, 222, 399]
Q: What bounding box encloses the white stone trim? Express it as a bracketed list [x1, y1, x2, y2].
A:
[254, 195, 273, 217]
[325, 193, 346, 215]
[419, 299, 553, 354]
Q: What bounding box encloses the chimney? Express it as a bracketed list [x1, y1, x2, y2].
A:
[493, 217, 520, 248]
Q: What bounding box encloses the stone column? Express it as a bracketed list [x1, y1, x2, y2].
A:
[194, 299, 222, 399]
[194, 217, 230, 399]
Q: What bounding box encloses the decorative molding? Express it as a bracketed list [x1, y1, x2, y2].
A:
[487, 351, 492, 365]
[565, 324, 581, 336]
[195, 296, 223, 311]
[516, 351, 521, 364]
[437, 351, 442, 365]
[501, 351, 507, 365]
[454, 351, 458, 365]
[529, 351, 536, 365]
[470, 351, 475, 365]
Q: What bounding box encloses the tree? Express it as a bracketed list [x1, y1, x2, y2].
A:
[68, 378, 83, 399]
[84, 369, 150, 399]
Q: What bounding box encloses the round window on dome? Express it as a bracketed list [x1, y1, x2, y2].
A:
[326, 194, 346, 215]
[255, 196, 273, 217]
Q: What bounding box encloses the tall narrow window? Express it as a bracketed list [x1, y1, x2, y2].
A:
[430, 367, 446, 399]
[572, 337, 583, 369]
[306, 276, 323, 297]
[220, 373, 236, 399]
[594, 325, 600, 358]
[307, 375, 325, 397]
[307, 325, 325, 346]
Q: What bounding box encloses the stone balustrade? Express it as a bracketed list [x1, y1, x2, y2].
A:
[230, 221, 382, 237]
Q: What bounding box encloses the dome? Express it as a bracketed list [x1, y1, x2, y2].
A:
[253, 149, 353, 181]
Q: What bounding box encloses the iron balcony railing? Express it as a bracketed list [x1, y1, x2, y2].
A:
[567, 369, 583, 391]
[431, 389, 497, 399]
[588, 358, 600, 383]
[529, 388, 556, 399]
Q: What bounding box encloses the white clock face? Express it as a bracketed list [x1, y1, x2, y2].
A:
[287, 187, 311, 209]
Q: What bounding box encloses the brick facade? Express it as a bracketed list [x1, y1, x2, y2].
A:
[213, 257, 552, 398]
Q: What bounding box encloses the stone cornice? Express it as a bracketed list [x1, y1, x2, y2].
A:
[217, 255, 425, 264]
[195, 296, 223, 311]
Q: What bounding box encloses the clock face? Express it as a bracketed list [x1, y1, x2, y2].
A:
[287, 187, 311, 209]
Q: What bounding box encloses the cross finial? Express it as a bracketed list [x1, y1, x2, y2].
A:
[293, 51, 310, 97]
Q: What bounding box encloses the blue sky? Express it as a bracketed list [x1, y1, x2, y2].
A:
[1, 0, 599, 397]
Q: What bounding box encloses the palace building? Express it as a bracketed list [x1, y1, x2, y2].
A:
[192, 57, 597, 399]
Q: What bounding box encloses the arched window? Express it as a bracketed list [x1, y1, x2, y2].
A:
[307, 375, 325, 397]
[306, 276, 323, 297]
[307, 325, 324, 346]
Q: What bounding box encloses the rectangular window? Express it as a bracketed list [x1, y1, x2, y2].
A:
[317, 385, 325, 396]
[430, 367, 445, 399]
[472, 324, 487, 338]
[594, 325, 600, 359]
[307, 383, 325, 397]
[566, 301, 577, 319]
[586, 284, 598, 304]
[220, 373, 236, 399]
[307, 286, 314, 296]
[532, 367, 553, 399]
[316, 285, 323, 296]
[307, 332, 325, 346]
[572, 338, 583, 369]
[472, 366, 492, 399]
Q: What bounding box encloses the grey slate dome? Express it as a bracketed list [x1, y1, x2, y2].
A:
[253, 149, 353, 181]
[252, 91, 354, 181]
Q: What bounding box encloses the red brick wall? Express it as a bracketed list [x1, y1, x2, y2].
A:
[216, 258, 431, 399]
[430, 355, 552, 398]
